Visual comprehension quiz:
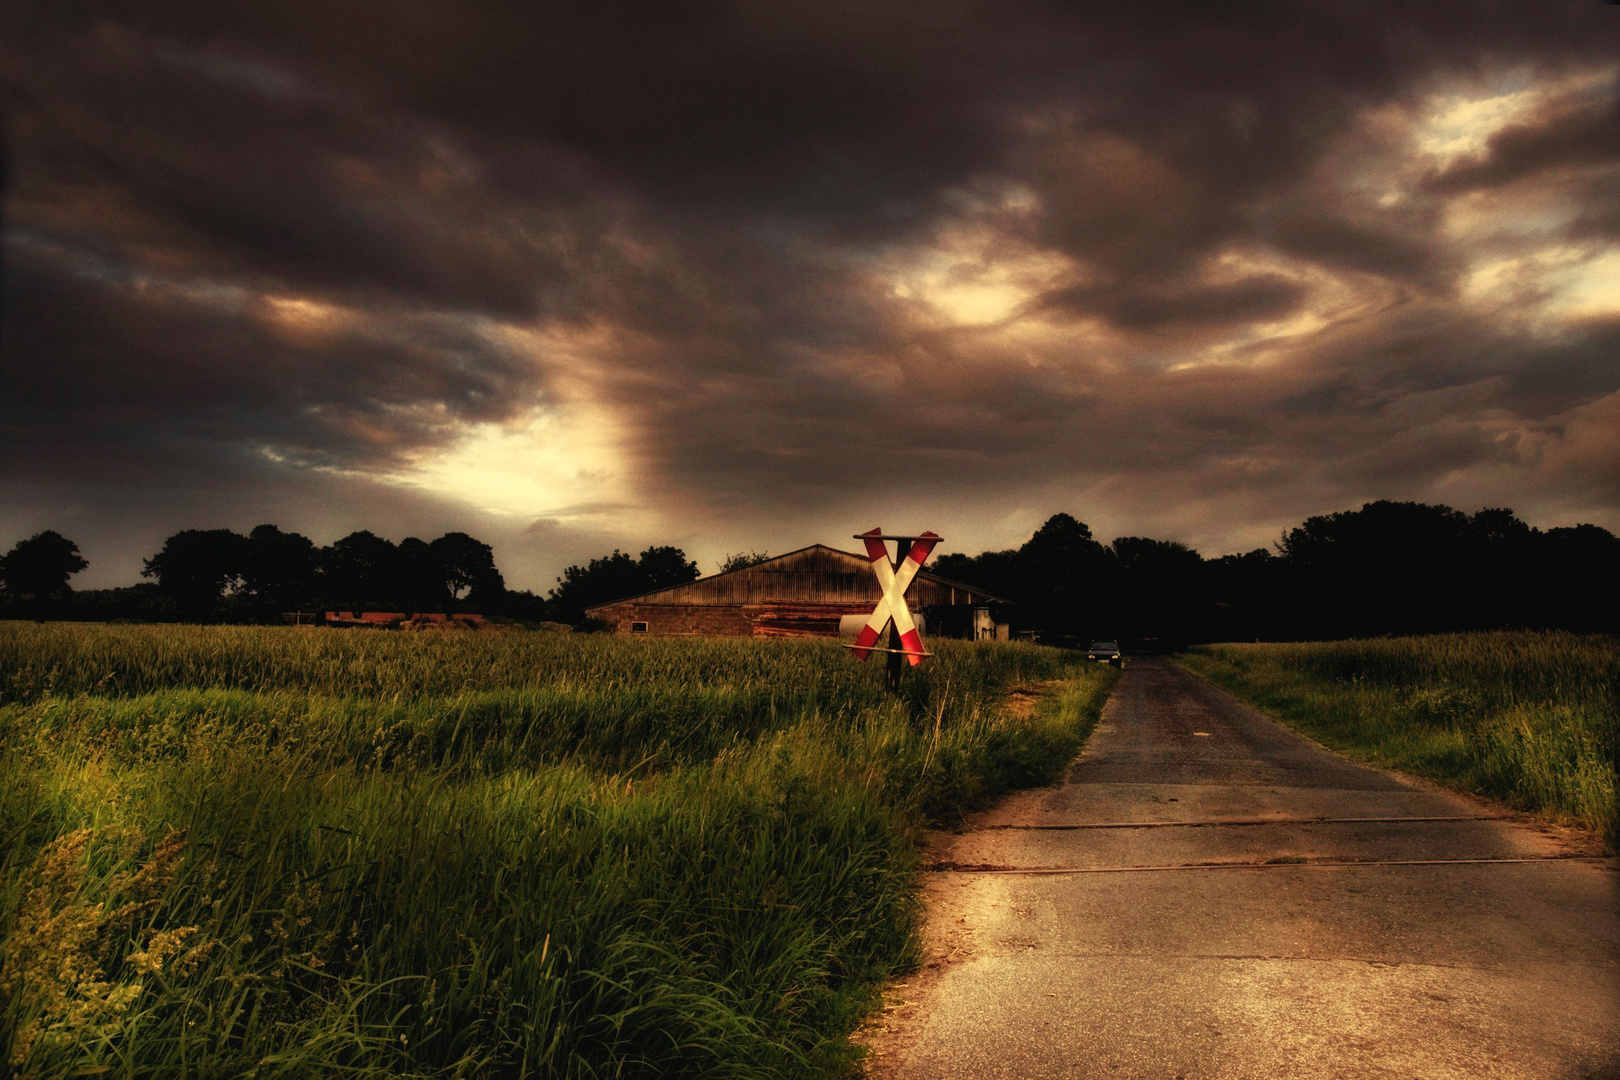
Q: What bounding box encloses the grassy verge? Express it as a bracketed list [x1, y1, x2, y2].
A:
[1180, 632, 1617, 849]
[0, 624, 1115, 1077]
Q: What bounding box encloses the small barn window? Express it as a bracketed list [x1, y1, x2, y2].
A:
[630, 621, 649, 633]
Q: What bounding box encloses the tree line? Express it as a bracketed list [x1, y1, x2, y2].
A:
[3, 500, 1616, 639]
[0, 526, 506, 621]
[0, 525, 702, 626]
[934, 501, 1620, 645]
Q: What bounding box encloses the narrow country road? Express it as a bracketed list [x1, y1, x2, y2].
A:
[882, 658, 1620, 1080]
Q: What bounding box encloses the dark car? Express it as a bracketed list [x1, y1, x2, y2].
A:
[1086, 640, 1123, 667]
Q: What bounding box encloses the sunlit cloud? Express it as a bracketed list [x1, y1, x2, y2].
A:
[378, 405, 635, 524]
[1546, 249, 1620, 319]
[1412, 76, 1545, 166]
[255, 295, 356, 348]
[884, 221, 1078, 329]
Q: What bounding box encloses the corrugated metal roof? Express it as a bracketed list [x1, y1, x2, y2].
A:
[584, 543, 1010, 613]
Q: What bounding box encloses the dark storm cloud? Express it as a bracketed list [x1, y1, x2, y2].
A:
[4, 1, 1620, 586]
[1041, 276, 1308, 330]
[5, 24, 587, 316]
[2, 236, 535, 481]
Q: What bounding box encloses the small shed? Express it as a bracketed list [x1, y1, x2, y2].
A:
[586, 544, 1011, 639]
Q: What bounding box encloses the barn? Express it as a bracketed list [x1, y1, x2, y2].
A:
[585, 544, 1011, 640]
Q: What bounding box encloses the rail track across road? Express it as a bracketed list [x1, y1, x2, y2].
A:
[878, 658, 1620, 1079]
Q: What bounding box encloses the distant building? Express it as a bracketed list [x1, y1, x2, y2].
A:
[585, 544, 1011, 640]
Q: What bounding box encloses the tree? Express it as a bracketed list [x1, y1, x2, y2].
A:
[932, 514, 1116, 637]
[501, 588, 559, 623]
[637, 545, 700, 591]
[937, 501, 1620, 646]
[1111, 537, 1201, 576]
[1024, 512, 1095, 553]
[0, 530, 88, 600]
[549, 545, 700, 625]
[1277, 500, 1470, 562]
[429, 532, 505, 608]
[240, 525, 318, 611]
[1205, 548, 1282, 640]
[1540, 524, 1620, 628]
[932, 547, 1022, 600]
[550, 550, 642, 624]
[1466, 507, 1536, 549]
[1018, 513, 1114, 636]
[320, 531, 400, 608]
[1111, 537, 1205, 645]
[143, 529, 247, 613]
[718, 551, 771, 574]
[396, 537, 451, 611]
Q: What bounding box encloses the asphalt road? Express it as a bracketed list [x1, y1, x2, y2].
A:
[886, 658, 1620, 1080]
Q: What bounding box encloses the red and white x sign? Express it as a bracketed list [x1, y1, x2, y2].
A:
[850, 528, 940, 666]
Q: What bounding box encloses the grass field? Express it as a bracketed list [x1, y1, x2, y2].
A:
[0, 623, 1115, 1078]
[1181, 632, 1618, 848]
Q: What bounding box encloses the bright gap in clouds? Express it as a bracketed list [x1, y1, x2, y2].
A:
[886, 190, 1076, 328]
[379, 405, 635, 527]
[1550, 249, 1620, 319]
[1430, 67, 1620, 330]
[1413, 75, 1544, 165]
[366, 314, 646, 531]
[1414, 66, 1616, 166]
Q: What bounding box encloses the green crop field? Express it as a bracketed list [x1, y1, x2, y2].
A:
[1181, 632, 1619, 848]
[0, 623, 1115, 1078]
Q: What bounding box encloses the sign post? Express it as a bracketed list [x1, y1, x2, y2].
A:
[846, 528, 941, 690]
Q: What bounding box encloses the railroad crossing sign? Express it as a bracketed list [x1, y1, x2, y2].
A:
[847, 528, 940, 686]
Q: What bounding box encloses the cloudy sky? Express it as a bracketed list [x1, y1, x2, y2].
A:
[3, 1, 1618, 591]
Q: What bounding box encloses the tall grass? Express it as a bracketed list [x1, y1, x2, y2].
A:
[1181, 633, 1618, 847]
[0, 624, 1115, 1077]
[0, 623, 1056, 703]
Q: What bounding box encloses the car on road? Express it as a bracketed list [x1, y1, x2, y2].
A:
[1087, 640, 1123, 667]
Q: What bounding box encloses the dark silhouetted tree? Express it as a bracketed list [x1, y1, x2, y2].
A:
[1545, 523, 1620, 556]
[1112, 537, 1201, 576]
[395, 537, 450, 611]
[429, 532, 505, 608]
[1205, 548, 1282, 641]
[550, 550, 641, 624]
[320, 531, 400, 608]
[1111, 537, 1204, 644]
[933, 514, 1115, 637]
[501, 589, 559, 623]
[1017, 513, 1114, 636]
[938, 500, 1618, 646]
[932, 547, 1022, 601]
[0, 530, 88, 600]
[143, 529, 247, 613]
[637, 546, 700, 591]
[1277, 500, 1471, 562]
[1466, 507, 1535, 549]
[241, 525, 318, 611]
[1275, 501, 1540, 636]
[1540, 524, 1620, 629]
[549, 545, 700, 625]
